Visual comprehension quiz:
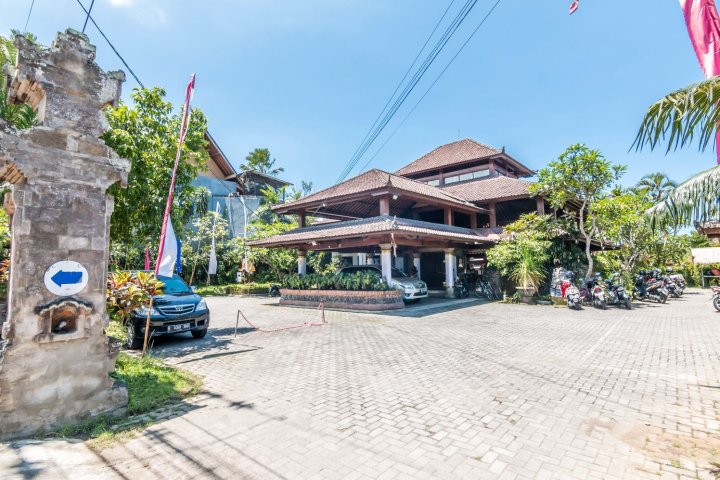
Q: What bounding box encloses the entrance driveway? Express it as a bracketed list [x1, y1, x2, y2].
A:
[2, 291, 720, 479]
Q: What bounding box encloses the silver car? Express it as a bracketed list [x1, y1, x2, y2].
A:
[337, 266, 429, 302]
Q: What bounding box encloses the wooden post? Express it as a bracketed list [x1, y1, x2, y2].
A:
[444, 207, 453, 226]
[298, 211, 306, 228]
[379, 196, 390, 216]
[142, 296, 153, 357]
[536, 197, 545, 215]
[470, 213, 478, 229]
[489, 202, 497, 228]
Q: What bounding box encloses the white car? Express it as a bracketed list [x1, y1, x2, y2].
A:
[338, 266, 429, 302]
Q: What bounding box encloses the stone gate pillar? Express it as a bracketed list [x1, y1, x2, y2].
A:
[0, 30, 131, 439]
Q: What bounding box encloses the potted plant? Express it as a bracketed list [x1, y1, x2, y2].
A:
[486, 214, 552, 304]
[510, 246, 547, 302]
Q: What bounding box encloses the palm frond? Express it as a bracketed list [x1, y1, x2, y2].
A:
[633, 76, 720, 153]
[648, 164, 720, 227]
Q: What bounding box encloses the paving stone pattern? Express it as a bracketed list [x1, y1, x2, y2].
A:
[1, 291, 719, 479]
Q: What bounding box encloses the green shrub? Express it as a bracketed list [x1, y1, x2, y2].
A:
[281, 272, 388, 291]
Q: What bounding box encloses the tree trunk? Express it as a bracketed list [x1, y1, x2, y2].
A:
[578, 200, 594, 281]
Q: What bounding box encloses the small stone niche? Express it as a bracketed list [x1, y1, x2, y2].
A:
[34, 297, 93, 343]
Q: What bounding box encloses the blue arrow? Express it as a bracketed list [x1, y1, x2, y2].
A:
[51, 270, 83, 287]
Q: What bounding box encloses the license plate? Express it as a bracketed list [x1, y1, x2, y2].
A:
[168, 323, 190, 333]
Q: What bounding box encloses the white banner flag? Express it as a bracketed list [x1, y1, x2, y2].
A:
[157, 218, 178, 277]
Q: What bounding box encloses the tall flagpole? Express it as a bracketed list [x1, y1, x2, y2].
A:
[144, 74, 195, 357]
[154, 73, 196, 275]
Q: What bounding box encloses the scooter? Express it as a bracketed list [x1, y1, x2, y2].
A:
[634, 272, 668, 303]
[561, 272, 582, 309]
[584, 275, 607, 310]
[605, 274, 632, 310]
[712, 286, 720, 312]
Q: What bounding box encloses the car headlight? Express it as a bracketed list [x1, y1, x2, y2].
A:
[195, 299, 208, 311]
[135, 305, 160, 316]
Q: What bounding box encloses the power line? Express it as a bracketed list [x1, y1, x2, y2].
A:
[23, 0, 36, 32]
[74, 0, 145, 88]
[346, 0, 457, 177]
[336, 0, 479, 183]
[82, 0, 95, 34]
[338, 0, 476, 182]
[358, 0, 504, 174]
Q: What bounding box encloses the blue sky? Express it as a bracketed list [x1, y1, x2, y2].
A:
[0, 0, 712, 191]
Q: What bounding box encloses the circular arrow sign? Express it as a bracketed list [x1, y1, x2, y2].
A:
[44, 260, 89, 296]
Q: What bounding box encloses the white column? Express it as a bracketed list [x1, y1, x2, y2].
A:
[444, 248, 456, 298]
[413, 253, 421, 279]
[297, 251, 307, 275]
[357, 253, 367, 265]
[380, 244, 393, 285]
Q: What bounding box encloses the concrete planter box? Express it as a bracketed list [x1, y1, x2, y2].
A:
[280, 289, 404, 311]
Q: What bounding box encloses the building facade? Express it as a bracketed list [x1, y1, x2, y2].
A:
[248, 139, 546, 293]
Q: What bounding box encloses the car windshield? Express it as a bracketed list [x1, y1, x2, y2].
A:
[158, 275, 193, 295]
[392, 268, 407, 277]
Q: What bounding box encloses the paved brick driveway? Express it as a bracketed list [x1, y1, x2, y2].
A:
[2, 291, 720, 479]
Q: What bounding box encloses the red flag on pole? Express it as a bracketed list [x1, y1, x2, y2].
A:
[679, 0, 720, 163]
[155, 74, 196, 276]
[569, 1, 579, 14]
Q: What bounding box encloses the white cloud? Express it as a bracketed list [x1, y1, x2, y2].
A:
[105, 0, 168, 25]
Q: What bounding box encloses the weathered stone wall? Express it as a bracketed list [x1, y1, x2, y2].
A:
[0, 29, 130, 439]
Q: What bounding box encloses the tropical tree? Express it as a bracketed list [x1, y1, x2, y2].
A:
[593, 192, 656, 275]
[486, 214, 551, 294]
[241, 148, 284, 176]
[0, 31, 38, 129]
[633, 76, 720, 226]
[529, 144, 625, 279]
[635, 172, 677, 203]
[102, 87, 208, 259]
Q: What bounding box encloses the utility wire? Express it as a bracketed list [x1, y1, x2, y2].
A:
[74, 0, 145, 88]
[336, 0, 479, 182]
[82, 0, 95, 34]
[346, 0, 456, 177]
[338, 0, 476, 182]
[358, 0, 505, 173]
[23, 0, 36, 32]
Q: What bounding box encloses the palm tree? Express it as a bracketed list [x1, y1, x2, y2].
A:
[634, 76, 720, 226]
[635, 172, 677, 203]
[241, 148, 284, 176]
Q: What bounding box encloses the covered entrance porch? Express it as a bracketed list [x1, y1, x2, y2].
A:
[248, 216, 501, 298]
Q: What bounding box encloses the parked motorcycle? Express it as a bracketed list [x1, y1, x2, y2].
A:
[634, 271, 668, 303]
[584, 275, 607, 309]
[604, 274, 632, 310]
[713, 286, 720, 312]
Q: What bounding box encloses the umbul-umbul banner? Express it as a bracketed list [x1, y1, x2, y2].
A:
[679, 0, 720, 163]
[157, 218, 178, 277]
[154, 73, 195, 276]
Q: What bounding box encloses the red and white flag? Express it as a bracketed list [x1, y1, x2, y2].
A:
[569, 1, 579, 14]
[679, 0, 720, 163]
[154, 74, 196, 276]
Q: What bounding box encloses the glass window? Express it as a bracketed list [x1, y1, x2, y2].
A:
[444, 175, 460, 184]
[427, 179, 440, 186]
[473, 169, 490, 179]
[459, 173, 473, 182]
[391, 268, 407, 277]
[158, 275, 193, 294]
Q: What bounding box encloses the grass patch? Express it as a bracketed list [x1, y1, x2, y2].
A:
[113, 353, 201, 415]
[47, 352, 201, 446]
[195, 282, 271, 297]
